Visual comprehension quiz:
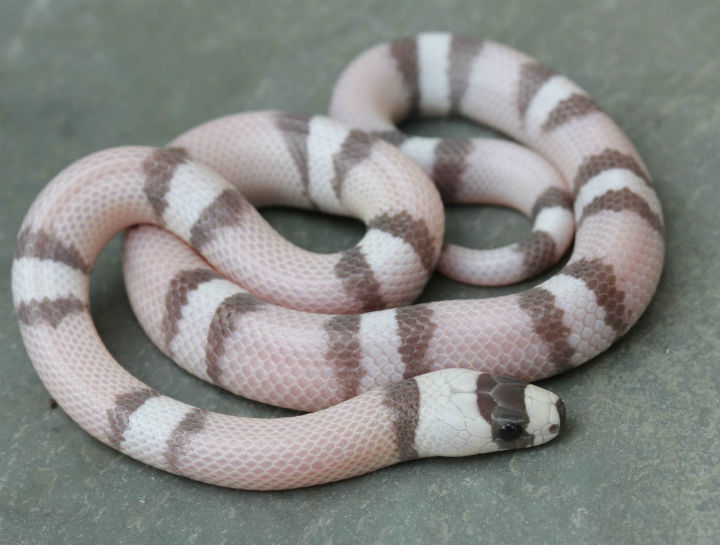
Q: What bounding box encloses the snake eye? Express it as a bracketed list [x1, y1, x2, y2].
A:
[498, 422, 523, 441]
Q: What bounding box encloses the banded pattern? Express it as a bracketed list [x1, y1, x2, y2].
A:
[13, 33, 661, 489]
[368, 211, 436, 271]
[274, 113, 314, 206]
[334, 248, 385, 311]
[13, 228, 91, 328]
[389, 37, 420, 114]
[15, 228, 91, 275]
[164, 407, 208, 472]
[573, 148, 651, 192]
[518, 288, 575, 373]
[169, 112, 445, 313]
[396, 305, 437, 379]
[142, 147, 190, 218]
[161, 268, 221, 351]
[107, 388, 160, 449]
[16, 296, 88, 329]
[448, 35, 485, 113]
[324, 314, 365, 399]
[205, 293, 265, 385]
[431, 139, 474, 201]
[383, 378, 421, 460]
[330, 32, 663, 384]
[579, 187, 663, 234]
[332, 32, 577, 286]
[541, 94, 602, 132]
[517, 62, 556, 118]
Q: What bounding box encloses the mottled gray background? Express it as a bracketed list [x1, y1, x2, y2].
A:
[1, 1, 718, 544]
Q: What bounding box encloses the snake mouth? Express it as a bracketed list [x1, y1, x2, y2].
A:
[549, 398, 566, 434]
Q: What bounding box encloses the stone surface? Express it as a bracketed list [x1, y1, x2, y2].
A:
[1, 0, 718, 543]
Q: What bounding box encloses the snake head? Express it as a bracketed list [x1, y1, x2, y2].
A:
[411, 369, 565, 458]
[479, 375, 566, 452]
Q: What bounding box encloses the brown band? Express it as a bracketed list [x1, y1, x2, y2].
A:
[383, 378, 421, 461]
[142, 147, 189, 219]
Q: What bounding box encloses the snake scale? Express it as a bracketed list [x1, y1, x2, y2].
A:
[12, 33, 664, 490]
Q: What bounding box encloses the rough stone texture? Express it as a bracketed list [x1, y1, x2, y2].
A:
[1, 1, 718, 544]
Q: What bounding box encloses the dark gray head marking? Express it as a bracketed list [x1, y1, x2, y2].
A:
[476, 374, 533, 449]
[383, 378, 421, 461]
[206, 293, 265, 385]
[142, 147, 189, 219]
[323, 314, 365, 400]
[541, 94, 602, 132]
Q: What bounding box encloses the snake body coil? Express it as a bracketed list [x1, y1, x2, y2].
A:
[12, 34, 663, 490]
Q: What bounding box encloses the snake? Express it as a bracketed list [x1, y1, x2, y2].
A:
[11, 33, 664, 490]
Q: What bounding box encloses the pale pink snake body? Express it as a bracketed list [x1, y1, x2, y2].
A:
[11, 33, 663, 490]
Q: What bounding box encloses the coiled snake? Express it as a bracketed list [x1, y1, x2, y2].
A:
[11, 33, 663, 490]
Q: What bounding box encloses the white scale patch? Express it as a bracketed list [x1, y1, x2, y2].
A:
[414, 369, 493, 457]
[359, 228, 423, 301]
[440, 243, 527, 286]
[459, 41, 524, 130]
[490, 245, 527, 271]
[162, 163, 228, 241]
[575, 168, 663, 219]
[418, 32, 452, 115]
[169, 278, 247, 380]
[306, 117, 350, 215]
[543, 274, 615, 364]
[12, 257, 88, 305]
[399, 137, 441, 175]
[120, 395, 193, 468]
[533, 206, 575, 246]
[524, 75, 587, 136]
[357, 311, 405, 393]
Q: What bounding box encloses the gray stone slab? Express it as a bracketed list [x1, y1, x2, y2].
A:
[1, 0, 718, 543]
